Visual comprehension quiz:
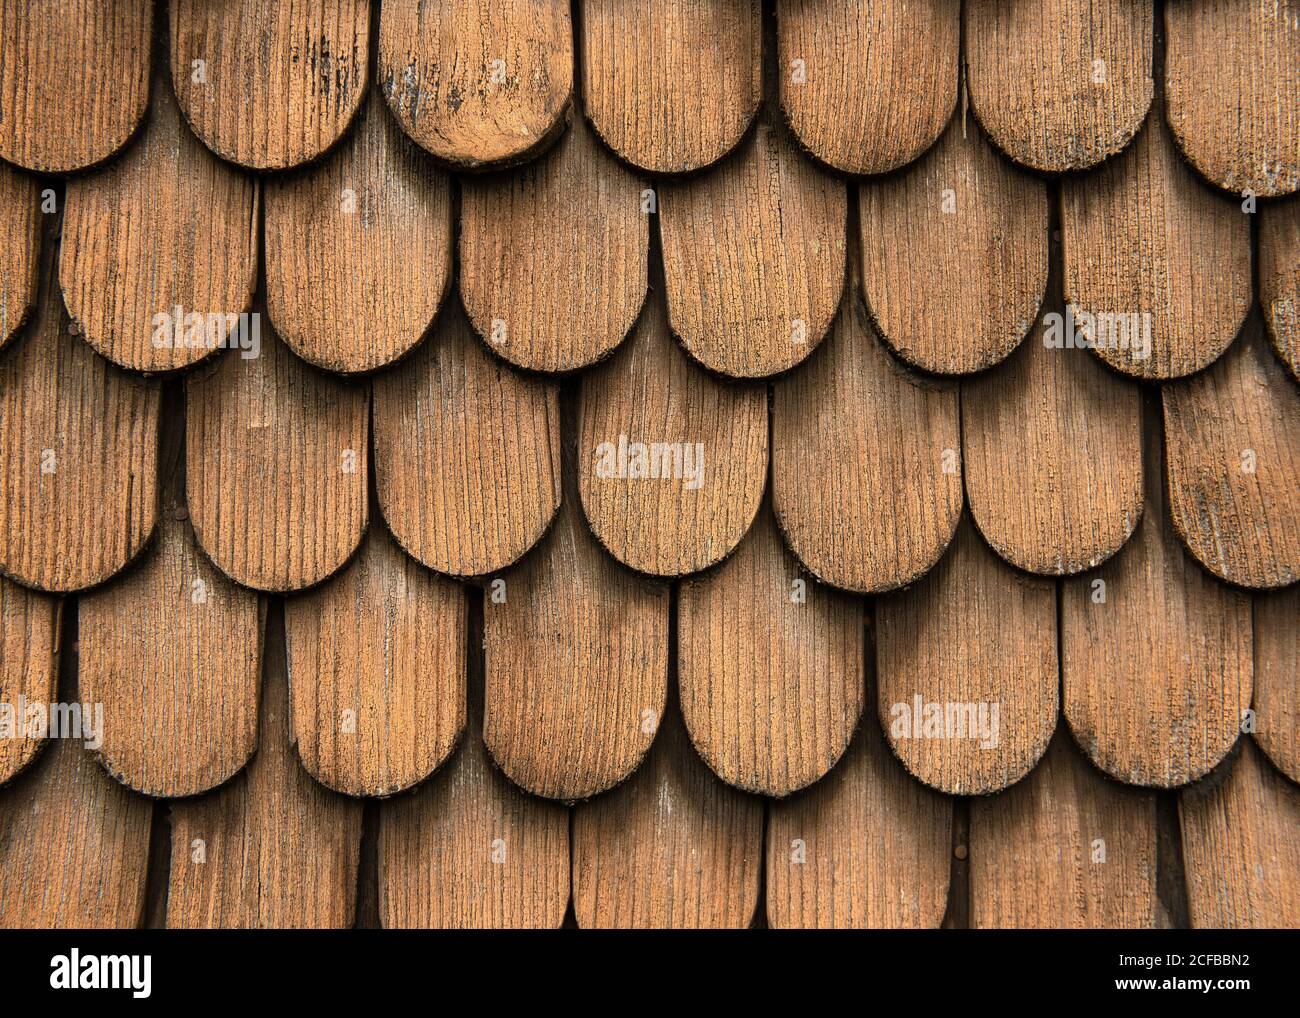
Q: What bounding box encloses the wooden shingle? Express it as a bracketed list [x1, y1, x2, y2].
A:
[169, 0, 369, 170]
[582, 0, 762, 175]
[0, 577, 58, 785]
[970, 733, 1157, 929]
[61, 76, 258, 373]
[578, 289, 767, 577]
[285, 523, 466, 797]
[459, 112, 647, 374]
[0, 0, 151, 173]
[858, 115, 1048, 375]
[264, 89, 452, 374]
[1259, 195, 1299, 381]
[186, 327, 369, 592]
[0, 162, 39, 353]
[966, 0, 1153, 173]
[1061, 107, 1250, 380]
[772, 290, 962, 593]
[1162, 322, 1300, 589]
[877, 516, 1057, 795]
[1165, 0, 1300, 197]
[659, 122, 847, 378]
[677, 501, 864, 797]
[572, 704, 763, 929]
[379, 0, 573, 169]
[1252, 586, 1300, 784]
[373, 300, 561, 578]
[777, 0, 958, 175]
[484, 494, 669, 800]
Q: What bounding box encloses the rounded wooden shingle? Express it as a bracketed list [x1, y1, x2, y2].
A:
[1259, 195, 1299, 381]
[168, 648, 364, 929]
[772, 294, 962, 593]
[0, 162, 39, 353]
[1253, 586, 1300, 784]
[484, 495, 669, 801]
[858, 115, 1048, 375]
[379, 0, 573, 169]
[373, 301, 561, 578]
[659, 122, 847, 378]
[0, 0, 152, 173]
[572, 705, 764, 929]
[677, 502, 865, 798]
[0, 263, 160, 593]
[79, 503, 264, 798]
[0, 577, 58, 786]
[169, 0, 369, 171]
[0, 739, 152, 928]
[1062, 411, 1252, 788]
[1162, 323, 1300, 589]
[1165, 0, 1300, 197]
[379, 721, 570, 928]
[963, 296, 1143, 576]
[61, 79, 258, 374]
[578, 290, 767, 577]
[970, 733, 1157, 929]
[581, 0, 762, 175]
[186, 327, 369, 593]
[1179, 740, 1300, 928]
[459, 113, 647, 374]
[877, 516, 1058, 796]
[966, 0, 1153, 173]
[1061, 108, 1251, 380]
[265, 90, 452, 374]
[766, 712, 953, 929]
[285, 523, 466, 797]
[777, 0, 958, 175]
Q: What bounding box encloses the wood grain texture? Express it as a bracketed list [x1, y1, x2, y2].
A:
[1252, 586, 1300, 784]
[776, 0, 958, 175]
[876, 516, 1057, 795]
[1165, 0, 1300, 197]
[1162, 322, 1300, 589]
[460, 112, 647, 373]
[285, 522, 466, 797]
[963, 287, 1143, 576]
[677, 501, 864, 797]
[373, 300, 561, 578]
[79, 503, 264, 798]
[0, 0, 151, 173]
[0, 738, 151, 928]
[970, 733, 1157, 929]
[0, 162, 39, 353]
[578, 289, 767, 577]
[859, 115, 1048, 375]
[379, 0, 573, 169]
[186, 327, 369, 592]
[62, 78, 258, 374]
[1063, 408, 1252, 788]
[966, 0, 1153, 173]
[581, 0, 762, 174]
[660, 122, 847, 378]
[265, 89, 452, 374]
[0, 257, 160, 593]
[484, 493, 669, 800]
[0, 577, 57, 785]
[170, 0, 369, 171]
[167, 636, 364, 929]
[1260, 195, 1299, 381]
[379, 698, 569, 928]
[572, 704, 764, 929]
[1061, 108, 1250, 380]
[772, 292, 962, 593]
[766, 707, 953, 928]
[1179, 740, 1300, 928]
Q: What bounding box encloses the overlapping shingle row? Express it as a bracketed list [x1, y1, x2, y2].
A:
[0, 0, 1296, 929]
